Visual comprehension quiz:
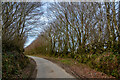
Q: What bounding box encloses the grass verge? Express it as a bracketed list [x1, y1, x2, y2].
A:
[28, 54, 116, 79]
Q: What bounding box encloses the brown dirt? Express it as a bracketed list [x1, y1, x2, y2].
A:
[45, 58, 116, 79]
[18, 57, 37, 80]
[27, 57, 37, 79]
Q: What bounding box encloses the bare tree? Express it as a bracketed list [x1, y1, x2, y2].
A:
[2, 2, 43, 52]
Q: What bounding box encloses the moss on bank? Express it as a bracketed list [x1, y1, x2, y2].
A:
[2, 51, 34, 80]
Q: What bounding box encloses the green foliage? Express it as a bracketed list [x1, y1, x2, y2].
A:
[60, 59, 72, 65]
[2, 52, 29, 79]
[67, 52, 119, 78]
[78, 52, 120, 78]
[97, 53, 120, 78]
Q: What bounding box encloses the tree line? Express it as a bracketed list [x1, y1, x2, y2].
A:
[25, 2, 120, 78]
[2, 2, 43, 79]
[2, 2, 43, 53]
[26, 2, 120, 56]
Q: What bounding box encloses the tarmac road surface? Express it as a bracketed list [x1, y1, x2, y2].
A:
[29, 56, 74, 78]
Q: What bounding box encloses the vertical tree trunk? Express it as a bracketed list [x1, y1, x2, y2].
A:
[105, 3, 112, 50]
[118, 1, 120, 53]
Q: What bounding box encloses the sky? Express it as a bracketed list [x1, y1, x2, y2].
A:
[24, 2, 58, 48]
[24, 1, 120, 48]
[24, 2, 49, 48]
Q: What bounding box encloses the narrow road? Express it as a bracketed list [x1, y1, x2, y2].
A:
[29, 56, 74, 78]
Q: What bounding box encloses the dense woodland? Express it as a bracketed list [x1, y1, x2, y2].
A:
[25, 2, 120, 78]
[2, 2, 43, 79]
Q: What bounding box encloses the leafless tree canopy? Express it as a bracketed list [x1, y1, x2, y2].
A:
[25, 2, 120, 78]
[2, 2, 43, 52]
[26, 2, 120, 55]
